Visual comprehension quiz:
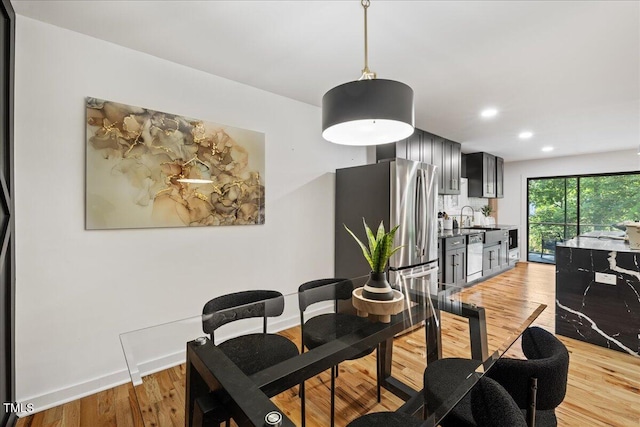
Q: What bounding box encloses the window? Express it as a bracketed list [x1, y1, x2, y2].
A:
[527, 172, 640, 264]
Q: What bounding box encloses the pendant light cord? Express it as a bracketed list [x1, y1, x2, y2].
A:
[359, 0, 376, 80]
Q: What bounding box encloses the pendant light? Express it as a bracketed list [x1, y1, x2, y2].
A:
[322, 0, 414, 146]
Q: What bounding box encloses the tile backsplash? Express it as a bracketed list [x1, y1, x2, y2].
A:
[438, 178, 489, 222]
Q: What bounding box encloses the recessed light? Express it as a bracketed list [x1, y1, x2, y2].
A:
[519, 131, 533, 139]
[541, 146, 554, 152]
[480, 108, 498, 119]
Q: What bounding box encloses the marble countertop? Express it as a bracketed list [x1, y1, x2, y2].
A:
[558, 231, 638, 252]
[438, 225, 518, 239]
[439, 228, 482, 238]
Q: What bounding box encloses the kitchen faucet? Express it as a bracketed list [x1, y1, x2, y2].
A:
[460, 206, 475, 227]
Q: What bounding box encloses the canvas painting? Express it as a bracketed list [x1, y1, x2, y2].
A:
[86, 98, 265, 229]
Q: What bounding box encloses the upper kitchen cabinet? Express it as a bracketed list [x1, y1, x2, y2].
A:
[441, 138, 461, 194]
[423, 134, 461, 195]
[376, 129, 426, 163]
[496, 156, 504, 198]
[406, 129, 434, 165]
[464, 152, 503, 198]
[376, 128, 461, 195]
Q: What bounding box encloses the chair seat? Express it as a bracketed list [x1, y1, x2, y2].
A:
[303, 313, 375, 359]
[425, 358, 561, 427]
[219, 333, 299, 376]
[346, 411, 422, 427]
[471, 377, 527, 427]
[424, 358, 479, 427]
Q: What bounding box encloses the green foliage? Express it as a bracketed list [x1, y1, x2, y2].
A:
[481, 205, 493, 216]
[345, 219, 402, 273]
[528, 174, 640, 254]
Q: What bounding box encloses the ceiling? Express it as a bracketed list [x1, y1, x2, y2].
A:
[11, 0, 640, 162]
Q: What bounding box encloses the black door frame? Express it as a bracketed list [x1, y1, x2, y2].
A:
[0, 0, 15, 426]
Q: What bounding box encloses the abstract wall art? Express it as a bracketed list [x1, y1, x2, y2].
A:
[86, 98, 265, 229]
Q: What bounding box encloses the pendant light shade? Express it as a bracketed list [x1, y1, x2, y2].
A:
[322, 79, 414, 146]
[322, 0, 415, 146]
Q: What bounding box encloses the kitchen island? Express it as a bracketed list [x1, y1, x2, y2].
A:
[556, 232, 640, 357]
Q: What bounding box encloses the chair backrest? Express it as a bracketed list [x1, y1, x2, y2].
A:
[298, 278, 353, 312]
[471, 376, 527, 427]
[488, 326, 569, 410]
[202, 290, 285, 338]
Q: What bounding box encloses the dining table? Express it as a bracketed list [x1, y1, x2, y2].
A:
[120, 274, 546, 427]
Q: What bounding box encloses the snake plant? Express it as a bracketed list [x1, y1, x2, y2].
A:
[345, 219, 402, 273]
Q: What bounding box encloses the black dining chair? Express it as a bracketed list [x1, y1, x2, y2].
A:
[423, 357, 480, 426]
[298, 278, 381, 427]
[346, 376, 528, 427]
[423, 327, 569, 427]
[346, 411, 422, 427]
[199, 290, 300, 426]
[471, 376, 528, 427]
[487, 326, 569, 427]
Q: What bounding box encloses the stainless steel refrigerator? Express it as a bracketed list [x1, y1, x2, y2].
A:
[335, 158, 439, 301]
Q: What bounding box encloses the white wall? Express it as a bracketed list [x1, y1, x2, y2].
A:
[499, 149, 640, 258]
[14, 16, 365, 412]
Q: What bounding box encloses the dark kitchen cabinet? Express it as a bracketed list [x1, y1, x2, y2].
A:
[431, 135, 444, 192]
[430, 136, 461, 195]
[377, 129, 430, 164]
[501, 239, 509, 267]
[483, 229, 509, 276]
[496, 156, 504, 198]
[407, 130, 433, 165]
[465, 152, 502, 198]
[482, 244, 502, 276]
[443, 236, 466, 286]
[442, 139, 461, 194]
[376, 128, 461, 196]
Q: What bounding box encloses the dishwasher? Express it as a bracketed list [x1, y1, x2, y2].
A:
[467, 233, 483, 282]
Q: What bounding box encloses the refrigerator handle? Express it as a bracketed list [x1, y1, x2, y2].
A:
[415, 169, 428, 262]
[415, 169, 425, 258]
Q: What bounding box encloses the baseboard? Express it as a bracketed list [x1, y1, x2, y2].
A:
[17, 304, 330, 417]
[16, 368, 131, 417]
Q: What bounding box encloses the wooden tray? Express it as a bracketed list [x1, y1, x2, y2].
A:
[352, 288, 404, 323]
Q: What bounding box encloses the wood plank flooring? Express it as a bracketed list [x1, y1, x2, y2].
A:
[17, 263, 640, 427]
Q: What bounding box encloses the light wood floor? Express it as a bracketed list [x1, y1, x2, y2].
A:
[17, 263, 640, 427]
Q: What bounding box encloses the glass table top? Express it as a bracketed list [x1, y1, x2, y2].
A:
[120, 275, 546, 427]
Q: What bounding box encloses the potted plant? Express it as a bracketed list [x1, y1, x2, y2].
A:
[344, 219, 402, 301]
[481, 205, 493, 217]
[481, 204, 495, 226]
